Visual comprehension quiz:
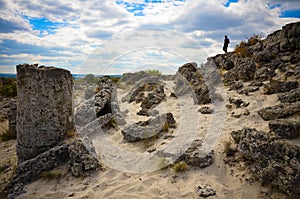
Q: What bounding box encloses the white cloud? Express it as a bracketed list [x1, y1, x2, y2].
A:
[0, 0, 299, 74]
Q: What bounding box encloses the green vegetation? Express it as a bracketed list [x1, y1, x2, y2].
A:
[0, 130, 16, 142]
[102, 75, 120, 83]
[0, 78, 17, 97]
[144, 70, 161, 76]
[40, 171, 62, 180]
[172, 161, 188, 172]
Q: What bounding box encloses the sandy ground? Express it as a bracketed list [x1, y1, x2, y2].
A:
[0, 80, 294, 199]
[0, 118, 17, 196]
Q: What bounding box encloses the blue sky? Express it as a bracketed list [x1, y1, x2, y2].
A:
[0, 0, 299, 74]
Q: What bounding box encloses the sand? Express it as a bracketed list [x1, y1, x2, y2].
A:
[1, 79, 293, 199]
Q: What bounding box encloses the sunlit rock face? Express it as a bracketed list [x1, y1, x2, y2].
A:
[16, 64, 74, 163]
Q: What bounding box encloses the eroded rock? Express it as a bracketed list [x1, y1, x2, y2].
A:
[258, 102, 300, 120]
[121, 113, 176, 142]
[269, 120, 300, 139]
[231, 128, 300, 197]
[16, 64, 74, 163]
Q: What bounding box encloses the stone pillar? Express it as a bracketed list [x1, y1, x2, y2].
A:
[16, 64, 74, 163]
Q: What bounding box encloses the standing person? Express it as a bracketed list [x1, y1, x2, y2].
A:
[223, 35, 230, 53]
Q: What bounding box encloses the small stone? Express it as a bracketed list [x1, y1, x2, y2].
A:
[198, 107, 214, 114]
[196, 184, 216, 197]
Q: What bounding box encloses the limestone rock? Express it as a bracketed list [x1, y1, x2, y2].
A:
[16, 64, 74, 163]
[177, 139, 214, 168]
[258, 102, 300, 120]
[140, 85, 166, 110]
[68, 138, 100, 177]
[224, 60, 256, 84]
[195, 184, 216, 198]
[229, 97, 249, 108]
[94, 78, 116, 117]
[121, 113, 176, 142]
[264, 79, 299, 94]
[269, 120, 300, 139]
[174, 63, 211, 105]
[6, 144, 70, 198]
[231, 128, 300, 197]
[278, 88, 300, 103]
[198, 106, 214, 114]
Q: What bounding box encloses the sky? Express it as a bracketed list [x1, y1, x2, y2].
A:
[0, 0, 299, 75]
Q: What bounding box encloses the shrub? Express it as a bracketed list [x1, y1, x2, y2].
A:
[0, 130, 16, 142]
[247, 33, 263, 46]
[172, 161, 188, 172]
[234, 41, 249, 58]
[0, 78, 17, 97]
[144, 70, 161, 76]
[162, 122, 169, 132]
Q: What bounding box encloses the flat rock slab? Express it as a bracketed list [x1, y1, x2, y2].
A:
[121, 113, 176, 142]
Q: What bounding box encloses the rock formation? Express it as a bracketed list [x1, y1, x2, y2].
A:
[6, 64, 100, 199]
[231, 128, 300, 197]
[16, 64, 74, 163]
[121, 113, 176, 142]
[174, 63, 211, 104]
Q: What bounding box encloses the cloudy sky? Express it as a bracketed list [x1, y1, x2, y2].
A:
[0, 0, 299, 75]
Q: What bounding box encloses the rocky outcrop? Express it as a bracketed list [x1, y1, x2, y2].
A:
[269, 120, 300, 139]
[68, 138, 100, 177]
[75, 77, 120, 129]
[121, 113, 176, 142]
[16, 64, 74, 163]
[177, 139, 214, 168]
[6, 138, 100, 198]
[212, 22, 300, 87]
[231, 128, 300, 197]
[278, 88, 300, 103]
[94, 78, 116, 117]
[263, 22, 300, 53]
[174, 63, 211, 104]
[138, 85, 166, 116]
[262, 79, 298, 94]
[223, 59, 256, 84]
[258, 101, 300, 120]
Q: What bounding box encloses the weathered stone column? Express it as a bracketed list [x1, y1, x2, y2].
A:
[16, 64, 74, 163]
